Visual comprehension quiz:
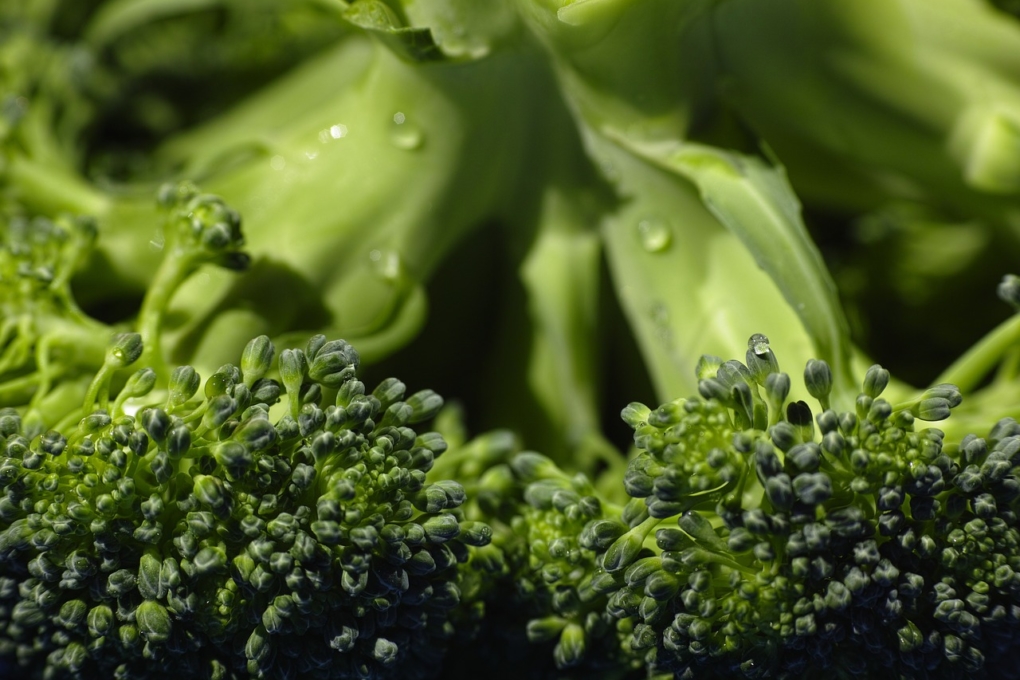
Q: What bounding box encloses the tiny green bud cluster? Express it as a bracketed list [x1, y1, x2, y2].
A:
[0, 334, 490, 679]
[602, 335, 1019, 678]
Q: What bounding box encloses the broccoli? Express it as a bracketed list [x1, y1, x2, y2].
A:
[0, 329, 490, 679]
[0, 181, 248, 436]
[1, 0, 547, 376]
[698, 0, 1020, 380]
[2, 0, 865, 463]
[8, 2, 1020, 678]
[0, 172, 491, 679]
[428, 429, 643, 677]
[463, 334, 1020, 678]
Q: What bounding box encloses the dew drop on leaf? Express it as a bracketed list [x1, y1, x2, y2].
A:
[389, 114, 423, 150]
[370, 249, 402, 282]
[637, 217, 672, 253]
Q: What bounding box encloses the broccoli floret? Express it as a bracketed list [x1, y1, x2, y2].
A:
[437, 331, 1020, 679]
[0, 332, 490, 679]
[0, 182, 247, 436]
[425, 428, 647, 678]
[590, 335, 1019, 679]
[0, 214, 105, 395]
[503, 452, 636, 673]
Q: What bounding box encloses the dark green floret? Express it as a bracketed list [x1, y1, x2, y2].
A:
[0, 333, 489, 679]
[411, 333, 1020, 679]
[425, 430, 645, 677]
[600, 335, 1020, 679]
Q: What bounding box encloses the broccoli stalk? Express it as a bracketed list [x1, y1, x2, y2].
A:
[4, 1, 554, 376]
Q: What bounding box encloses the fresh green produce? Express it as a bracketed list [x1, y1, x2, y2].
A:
[0, 181, 492, 679]
[702, 0, 1020, 379]
[4, 0, 1020, 678]
[0, 329, 492, 680]
[0, 182, 249, 434]
[595, 339, 1019, 678]
[2, 0, 857, 455]
[427, 332, 1020, 679]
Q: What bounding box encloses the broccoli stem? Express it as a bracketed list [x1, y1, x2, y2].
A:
[7, 156, 168, 306]
[932, 313, 1020, 392]
[0, 372, 43, 403]
[5, 155, 110, 218]
[136, 247, 198, 380]
[995, 346, 1020, 383]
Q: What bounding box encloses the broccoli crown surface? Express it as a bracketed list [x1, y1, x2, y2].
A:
[597, 336, 1020, 679]
[0, 333, 490, 680]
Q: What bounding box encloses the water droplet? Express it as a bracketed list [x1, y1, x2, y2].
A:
[319, 124, 348, 143]
[270, 155, 286, 171]
[304, 150, 319, 160]
[748, 333, 770, 356]
[637, 217, 672, 253]
[389, 118, 423, 151]
[370, 249, 401, 281]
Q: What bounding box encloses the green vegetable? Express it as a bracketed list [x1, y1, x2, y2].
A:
[6, 1, 1020, 678]
[442, 335, 1020, 678]
[607, 338, 981, 677]
[0, 182, 247, 436]
[0, 329, 489, 679]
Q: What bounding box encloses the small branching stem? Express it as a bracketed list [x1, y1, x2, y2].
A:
[934, 314, 1020, 393]
[136, 250, 194, 380]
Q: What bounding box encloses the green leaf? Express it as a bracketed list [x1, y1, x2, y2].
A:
[342, 0, 444, 62]
[612, 138, 856, 409]
[595, 133, 824, 404]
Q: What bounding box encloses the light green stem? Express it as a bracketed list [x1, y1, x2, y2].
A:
[6, 155, 110, 218]
[0, 372, 43, 403]
[996, 346, 1020, 384]
[933, 314, 1020, 392]
[136, 250, 195, 379]
[82, 362, 117, 413]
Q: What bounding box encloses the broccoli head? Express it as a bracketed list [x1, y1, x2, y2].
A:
[0, 332, 491, 679]
[593, 335, 1020, 679]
